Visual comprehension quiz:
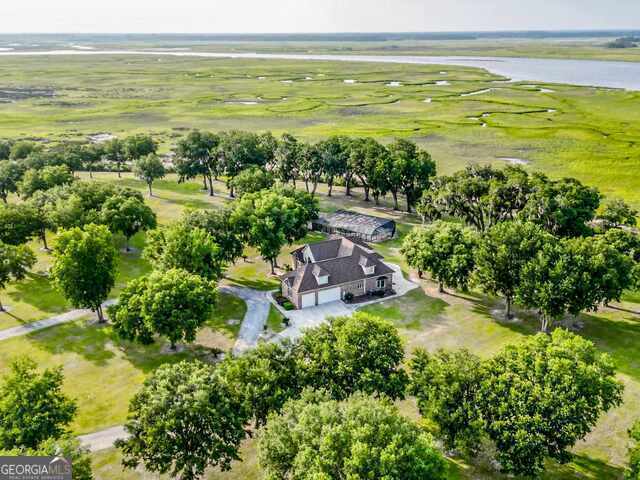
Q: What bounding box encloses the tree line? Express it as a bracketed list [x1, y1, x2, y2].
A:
[1, 312, 627, 479]
[403, 164, 640, 332]
[1, 131, 436, 212]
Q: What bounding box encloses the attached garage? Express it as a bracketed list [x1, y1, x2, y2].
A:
[301, 293, 316, 308]
[317, 287, 341, 305]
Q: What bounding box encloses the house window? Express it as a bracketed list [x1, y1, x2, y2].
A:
[356, 281, 363, 290]
[376, 278, 386, 289]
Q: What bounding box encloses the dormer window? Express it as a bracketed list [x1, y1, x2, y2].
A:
[358, 255, 375, 275]
[312, 265, 329, 285]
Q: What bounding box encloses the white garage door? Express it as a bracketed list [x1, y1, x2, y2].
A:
[317, 287, 341, 305]
[301, 293, 316, 308]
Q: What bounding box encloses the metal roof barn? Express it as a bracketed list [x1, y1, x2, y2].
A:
[311, 210, 396, 242]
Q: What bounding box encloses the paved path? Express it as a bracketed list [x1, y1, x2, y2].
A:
[219, 285, 272, 355]
[0, 300, 118, 342]
[78, 426, 128, 452]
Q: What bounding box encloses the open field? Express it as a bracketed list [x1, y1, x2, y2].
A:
[0, 55, 639, 208]
[1, 47, 640, 478]
[1, 172, 638, 478]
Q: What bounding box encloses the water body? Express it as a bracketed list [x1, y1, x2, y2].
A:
[2, 50, 640, 90]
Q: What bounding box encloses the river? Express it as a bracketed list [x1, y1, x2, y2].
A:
[1, 49, 640, 90]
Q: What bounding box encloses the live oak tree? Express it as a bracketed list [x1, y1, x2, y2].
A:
[516, 238, 572, 332]
[9, 141, 38, 161]
[133, 154, 165, 196]
[100, 195, 157, 251]
[25, 189, 62, 250]
[0, 358, 77, 450]
[276, 186, 320, 239]
[229, 165, 274, 197]
[231, 189, 317, 274]
[144, 223, 225, 281]
[347, 137, 386, 202]
[387, 138, 436, 212]
[102, 138, 126, 177]
[181, 208, 244, 265]
[123, 134, 157, 163]
[401, 221, 478, 293]
[0, 140, 11, 160]
[600, 197, 638, 230]
[562, 235, 636, 316]
[218, 341, 301, 427]
[478, 329, 623, 477]
[0, 160, 24, 203]
[0, 202, 40, 246]
[409, 349, 485, 453]
[418, 164, 512, 231]
[219, 131, 269, 197]
[18, 165, 74, 198]
[75, 143, 103, 179]
[273, 133, 301, 187]
[604, 227, 640, 263]
[50, 224, 117, 323]
[258, 391, 448, 480]
[117, 360, 249, 480]
[317, 135, 349, 196]
[0, 242, 36, 312]
[521, 174, 601, 237]
[298, 142, 324, 195]
[517, 235, 635, 332]
[295, 313, 409, 401]
[108, 276, 154, 345]
[110, 268, 216, 349]
[417, 165, 601, 236]
[474, 221, 552, 319]
[175, 130, 220, 196]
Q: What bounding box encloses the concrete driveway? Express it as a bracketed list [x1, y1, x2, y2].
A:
[219, 285, 272, 355]
[274, 262, 418, 342]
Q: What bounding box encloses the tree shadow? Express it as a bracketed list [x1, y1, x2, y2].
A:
[607, 304, 640, 316]
[8, 273, 69, 319]
[447, 452, 625, 479]
[579, 310, 640, 381]
[27, 320, 116, 366]
[543, 454, 625, 479]
[226, 277, 279, 291]
[26, 317, 212, 373]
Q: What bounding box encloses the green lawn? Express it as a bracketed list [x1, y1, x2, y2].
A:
[266, 304, 286, 334]
[0, 291, 244, 435]
[1, 52, 639, 479]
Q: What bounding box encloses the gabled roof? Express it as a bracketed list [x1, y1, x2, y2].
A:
[283, 236, 393, 293]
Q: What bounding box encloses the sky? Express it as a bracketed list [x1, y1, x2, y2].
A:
[0, 0, 639, 34]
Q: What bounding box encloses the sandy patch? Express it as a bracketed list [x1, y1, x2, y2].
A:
[498, 157, 530, 165]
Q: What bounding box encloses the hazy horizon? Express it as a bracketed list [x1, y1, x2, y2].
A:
[1, 1, 639, 35]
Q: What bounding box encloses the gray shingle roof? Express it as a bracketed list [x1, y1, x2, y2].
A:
[284, 236, 393, 293]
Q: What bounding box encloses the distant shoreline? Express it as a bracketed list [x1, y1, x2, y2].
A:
[2, 49, 639, 90]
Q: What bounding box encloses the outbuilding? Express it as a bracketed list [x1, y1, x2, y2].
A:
[311, 210, 396, 242]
